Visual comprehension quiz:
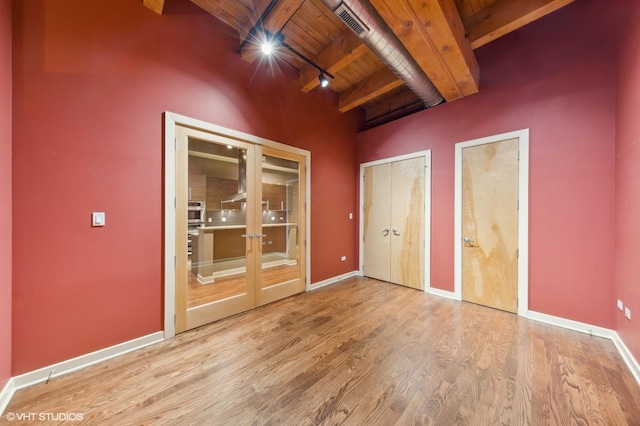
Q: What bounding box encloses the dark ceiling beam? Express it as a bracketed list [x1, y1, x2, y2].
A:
[338, 67, 404, 112]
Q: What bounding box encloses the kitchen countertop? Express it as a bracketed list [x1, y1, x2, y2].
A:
[197, 223, 297, 231]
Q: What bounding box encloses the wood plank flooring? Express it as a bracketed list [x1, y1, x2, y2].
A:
[187, 264, 299, 308]
[6, 277, 640, 425]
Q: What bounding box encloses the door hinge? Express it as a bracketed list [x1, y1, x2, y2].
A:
[517, 249, 519, 259]
[174, 314, 176, 324]
[174, 255, 176, 266]
[174, 138, 177, 150]
[174, 197, 176, 208]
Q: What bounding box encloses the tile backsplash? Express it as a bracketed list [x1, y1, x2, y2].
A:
[204, 209, 288, 226]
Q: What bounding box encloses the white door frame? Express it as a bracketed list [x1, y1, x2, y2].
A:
[359, 150, 432, 291]
[163, 112, 311, 339]
[454, 129, 529, 317]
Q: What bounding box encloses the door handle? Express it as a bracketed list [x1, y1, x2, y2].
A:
[382, 228, 389, 236]
[255, 233, 267, 238]
[241, 233, 254, 239]
[392, 228, 400, 236]
[464, 237, 475, 246]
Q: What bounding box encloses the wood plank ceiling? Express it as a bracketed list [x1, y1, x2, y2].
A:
[145, 0, 575, 128]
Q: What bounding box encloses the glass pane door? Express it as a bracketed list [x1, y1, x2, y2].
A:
[174, 127, 307, 332]
[256, 146, 306, 306]
[175, 126, 256, 332]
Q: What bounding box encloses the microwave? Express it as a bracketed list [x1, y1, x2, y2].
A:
[187, 201, 205, 225]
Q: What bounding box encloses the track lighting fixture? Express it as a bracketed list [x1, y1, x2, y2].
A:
[319, 73, 329, 88]
[261, 41, 274, 55]
[260, 32, 284, 56]
[255, 30, 335, 89]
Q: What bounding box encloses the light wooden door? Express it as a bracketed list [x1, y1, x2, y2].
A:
[461, 138, 519, 313]
[390, 157, 425, 289]
[363, 156, 425, 289]
[255, 146, 306, 306]
[175, 126, 307, 333]
[175, 126, 256, 333]
[363, 163, 391, 282]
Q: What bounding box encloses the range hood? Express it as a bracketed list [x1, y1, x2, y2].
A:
[222, 150, 247, 203]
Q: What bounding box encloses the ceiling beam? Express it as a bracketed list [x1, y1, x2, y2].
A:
[143, 0, 165, 14]
[299, 30, 370, 93]
[190, 0, 247, 31]
[370, 0, 479, 102]
[239, 0, 305, 63]
[365, 88, 421, 123]
[338, 67, 404, 113]
[464, 0, 576, 49]
[237, 0, 277, 41]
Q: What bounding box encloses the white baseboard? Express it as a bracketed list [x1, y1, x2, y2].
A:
[527, 311, 616, 339]
[308, 270, 362, 291]
[611, 332, 640, 385]
[528, 311, 640, 385]
[0, 378, 15, 417]
[427, 286, 458, 300]
[12, 332, 164, 391]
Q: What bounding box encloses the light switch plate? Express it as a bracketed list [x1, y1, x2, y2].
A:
[92, 212, 105, 227]
[625, 307, 631, 320]
[617, 299, 624, 311]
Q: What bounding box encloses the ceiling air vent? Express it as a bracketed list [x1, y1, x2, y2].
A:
[335, 3, 369, 37]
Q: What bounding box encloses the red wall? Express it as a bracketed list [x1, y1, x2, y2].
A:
[357, 0, 621, 328]
[615, 1, 640, 361]
[11, 0, 359, 374]
[0, 0, 12, 391]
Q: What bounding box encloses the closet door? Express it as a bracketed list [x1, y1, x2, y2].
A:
[363, 163, 392, 282]
[363, 156, 425, 289]
[390, 156, 425, 289]
[461, 138, 519, 312]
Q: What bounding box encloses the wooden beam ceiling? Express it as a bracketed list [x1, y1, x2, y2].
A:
[143, 0, 165, 15]
[338, 67, 403, 112]
[180, 0, 579, 126]
[464, 0, 576, 49]
[190, 0, 248, 31]
[299, 30, 369, 93]
[239, 0, 305, 63]
[364, 88, 421, 122]
[369, 0, 480, 102]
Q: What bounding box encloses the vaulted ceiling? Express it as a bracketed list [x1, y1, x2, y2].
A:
[144, 0, 574, 128]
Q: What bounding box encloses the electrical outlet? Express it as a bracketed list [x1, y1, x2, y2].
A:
[341, 256, 346, 261]
[617, 299, 624, 311]
[625, 308, 631, 320]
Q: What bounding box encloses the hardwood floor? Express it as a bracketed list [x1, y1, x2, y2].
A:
[187, 264, 299, 308]
[6, 277, 640, 425]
